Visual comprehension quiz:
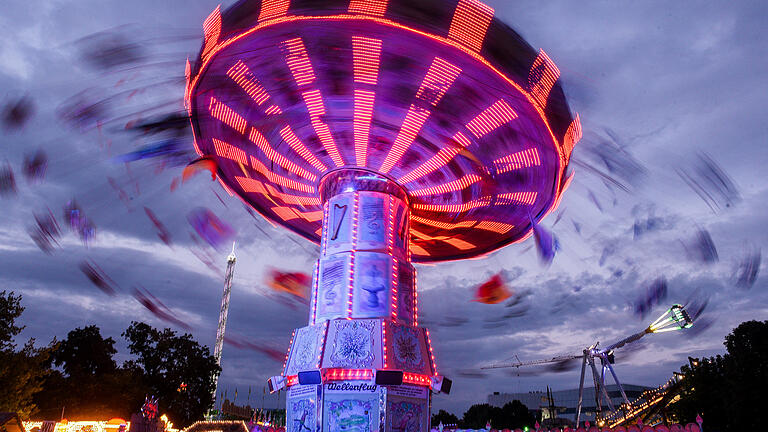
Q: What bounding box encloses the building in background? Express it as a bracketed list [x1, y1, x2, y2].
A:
[488, 384, 652, 423]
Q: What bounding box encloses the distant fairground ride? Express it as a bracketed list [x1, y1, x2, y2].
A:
[185, 0, 580, 431]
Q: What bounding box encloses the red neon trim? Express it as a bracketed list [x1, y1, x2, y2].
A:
[302, 89, 344, 167]
[562, 113, 582, 159]
[379, 57, 462, 174]
[227, 60, 270, 106]
[413, 266, 419, 324]
[497, 191, 537, 205]
[465, 99, 518, 138]
[425, 328, 438, 376]
[398, 131, 471, 184]
[265, 104, 282, 115]
[409, 173, 481, 197]
[259, 0, 290, 22]
[528, 49, 560, 109]
[202, 5, 222, 59]
[348, 0, 388, 16]
[282, 329, 296, 375]
[264, 183, 321, 206]
[448, 0, 494, 53]
[250, 155, 316, 193]
[412, 196, 491, 213]
[279, 126, 328, 172]
[249, 128, 317, 181]
[317, 321, 328, 367]
[311, 260, 319, 325]
[286, 375, 298, 386]
[473, 220, 515, 233]
[493, 147, 541, 174]
[281, 37, 316, 87]
[209, 96, 247, 134]
[352, 36, 383, 85]
[212, 138, 248, 165]
[382, 321, 388, 369]
[443, 237, 476, 250]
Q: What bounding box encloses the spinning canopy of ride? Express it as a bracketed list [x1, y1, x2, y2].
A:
[185, 0, 581, 262]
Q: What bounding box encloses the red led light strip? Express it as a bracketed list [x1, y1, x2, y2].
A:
[352, 36, 383, 85]
[234, 176, 320, 207]
[317, 321, 328, 368]
[493, 147, 541, 174]
[379, 57, 462, 174]
[413, 267, 419, 324]
[321, 201, 329, 256]
[201, 5, 222, 59]
[409, 173, 481, 197]
[265, 104, 282, 115]
[250, 155, 316, 193]
[249, 128, 317, 182]
[208, 97, 247, 134]
[528, 49, 560, 109]
[474, 220, 515, 233]
[184, 58, 192, 109]
[465, 99, 518, 138]
[425, 328, 438, 376]
[227, 60, 270, 106]
[270, 206, 322, 223]
[497, 191, 537, 205]
[302, 89, 344, 167]
[443, 237, 476, 250]
[348, 0, 388, 16]
[282, 329, 296, 375]
[354, 89, 376, 167]
[382, 320, 388, 369]
[403, 372, 431, 386]
[281, 38, 316, 87]
[448, 0, 494, 53]
[387, 196, 398, 321]
[212, 138, 248, 165]
[259, 0, 290, 22]
[279, 126, 328, 172]
[347, 193, 359, 319]
[264, 183, 321, 206]
[412, 196, 491, 213]
[311, 260, 319, 325]
[411, 243, 429, 257]
[562, 113, 582, 159]
[398, 132, 471, 184]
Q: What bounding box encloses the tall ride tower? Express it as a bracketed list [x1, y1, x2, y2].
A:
[213, 243, 237, 405]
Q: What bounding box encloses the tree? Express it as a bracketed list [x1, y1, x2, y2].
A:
[431, 409, 459, 427]
[35, 326, 145, 420]
[460, 404, 496, 429]
[669, 320, 768, 431]
[498, 401, 535, 429]
[0, 290, 24, 350]
[123, 321, 221, 427]
[0, 290, 53, 419]
[52, 325, 117, 378]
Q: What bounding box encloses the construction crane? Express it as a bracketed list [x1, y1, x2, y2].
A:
[483, 304, 694, 426]
[212, 242, 237, 409]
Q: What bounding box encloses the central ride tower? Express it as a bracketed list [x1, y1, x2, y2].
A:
[280, 168, 435, 432]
